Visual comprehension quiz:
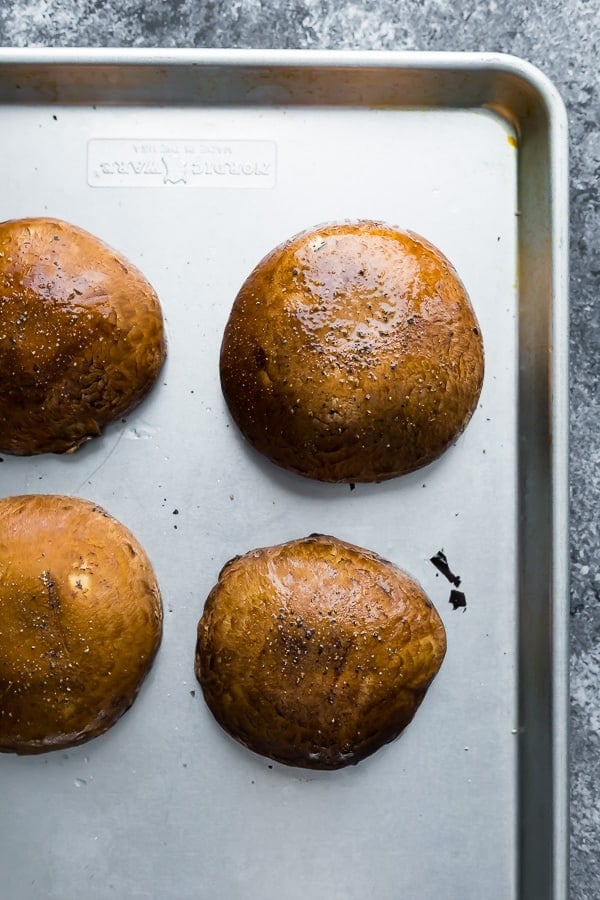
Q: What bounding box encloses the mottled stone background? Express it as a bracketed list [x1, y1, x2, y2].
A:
[0, 1, 598, 897]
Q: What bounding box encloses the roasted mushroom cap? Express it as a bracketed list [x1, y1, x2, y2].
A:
[220, 220, 484, 482]
[196, 534, 446, 769]
[0, 217, 166, 455]
[0, 494, 163, 754]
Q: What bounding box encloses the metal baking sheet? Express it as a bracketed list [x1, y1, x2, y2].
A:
[0, 50, 569, 900]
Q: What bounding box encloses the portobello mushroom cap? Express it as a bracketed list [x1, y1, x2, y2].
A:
[196, 534, 446, 769]
[0, 494, 162, 754]
[0, 217, 166, 455]
[220, 220, 484, 482]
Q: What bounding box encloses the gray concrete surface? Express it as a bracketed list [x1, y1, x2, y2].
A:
[0, 1, 598, 897]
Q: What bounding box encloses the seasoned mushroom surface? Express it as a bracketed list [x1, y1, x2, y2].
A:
[196, 534, 446, 769]
[0, 494, 162, 754]
[0, 217, 166, 455]
[220, 220, 484, 482]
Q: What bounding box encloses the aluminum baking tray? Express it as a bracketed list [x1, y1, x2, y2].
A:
[0, 49, 568, 900]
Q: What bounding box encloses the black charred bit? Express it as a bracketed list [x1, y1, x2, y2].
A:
[430, 550, 461, 587]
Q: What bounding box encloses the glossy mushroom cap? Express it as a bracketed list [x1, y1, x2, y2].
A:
[196, 534, 446, 769]
[220, 220, 484, 482]
[0, 217, 166, 455]
[0, 494, 162, 754]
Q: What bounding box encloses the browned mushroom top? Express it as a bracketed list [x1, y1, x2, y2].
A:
[0, 493, 162, 754]
[196, 534, 446, 769]
[220, 220, 484, 482]
[0, 217, 166, 455]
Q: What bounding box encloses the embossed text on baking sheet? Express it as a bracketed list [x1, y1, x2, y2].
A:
[87, 139, 276, 188]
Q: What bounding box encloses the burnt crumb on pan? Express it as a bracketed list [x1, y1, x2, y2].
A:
[430, 550, 461, 587]
[190, 690, 196, 697]
[349, 483, 356, 491]
[449, 590, 467, 612]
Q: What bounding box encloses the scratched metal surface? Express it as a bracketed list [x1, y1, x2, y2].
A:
[0, 51, 568, 900]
